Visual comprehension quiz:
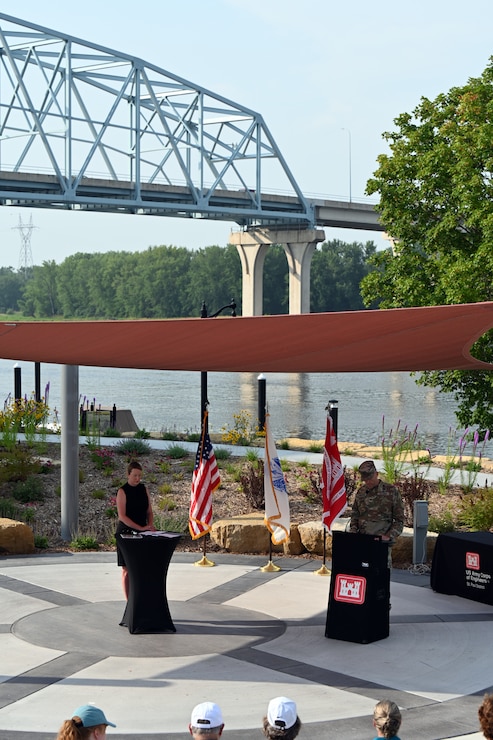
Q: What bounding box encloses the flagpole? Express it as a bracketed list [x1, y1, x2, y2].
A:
[261, 408, 283, 572]
[193, 408, 215, 567]
[261, 537, 281, 572]
[314, 401, 340, 576]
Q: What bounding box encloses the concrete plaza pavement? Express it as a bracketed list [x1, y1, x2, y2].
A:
[0, 548, 492, 740]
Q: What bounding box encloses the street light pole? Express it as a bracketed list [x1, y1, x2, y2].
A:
[200, 299, 236, 434]
[341, 128, 352, 203]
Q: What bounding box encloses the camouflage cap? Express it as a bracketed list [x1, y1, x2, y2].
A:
[358, 460, 377, 478]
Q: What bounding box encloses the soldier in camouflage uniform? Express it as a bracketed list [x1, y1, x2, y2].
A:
[349, 460, 404, 566]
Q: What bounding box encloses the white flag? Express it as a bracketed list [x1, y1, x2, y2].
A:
[264, 413, 290, 544]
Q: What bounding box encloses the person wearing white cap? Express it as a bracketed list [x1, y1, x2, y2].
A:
[189, 701, 225, 740]
[263, 697, 301, 740]
[56, 703, 116, 739]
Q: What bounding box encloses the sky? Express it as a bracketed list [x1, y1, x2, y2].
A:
[1, 0, 493, 267]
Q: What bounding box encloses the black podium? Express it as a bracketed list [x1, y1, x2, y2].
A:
[117, 532, 181, 634]
[325, 531, 390, 644]
[431, 531, 493, 605]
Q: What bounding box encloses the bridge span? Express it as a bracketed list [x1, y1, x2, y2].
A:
[0, 13, 384, 315]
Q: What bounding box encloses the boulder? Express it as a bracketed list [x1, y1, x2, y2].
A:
[392, 527, 437, 565]
[0, 518, 35, 554]
[298, 518, 350, 556]
[210, 513, 306, 555]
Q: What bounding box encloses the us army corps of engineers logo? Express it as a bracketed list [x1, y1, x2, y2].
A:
[333, 574, 366, 604]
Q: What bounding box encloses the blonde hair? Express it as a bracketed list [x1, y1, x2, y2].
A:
[373, 700, 401, 739]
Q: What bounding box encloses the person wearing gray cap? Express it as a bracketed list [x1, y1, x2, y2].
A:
[56, 703, 116, 739]
[189, 702, 225, 740]
[262, 696, 301, 740]
[349, 460, 404, 566]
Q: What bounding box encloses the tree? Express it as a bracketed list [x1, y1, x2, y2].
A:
[364, 59, 493, 430]
[20, 261, 60, 317]
[311, 239, 377, 312]
[0, 267, 24, 313]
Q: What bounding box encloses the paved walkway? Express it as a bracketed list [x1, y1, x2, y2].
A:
[1, 550, 492, 740]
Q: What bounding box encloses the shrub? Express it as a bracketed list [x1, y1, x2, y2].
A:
[165, 445, 189, 459]
[239, 459, 264, 510]
[458, 487, 493, 531]
[135, 428, 151, 439]
[157, 496, 177, 511]
[34, 535, 49, 549]
[397, 473, 434, 527]
[428, 511, 456, 534]
[153, 513, 189, 533]
[70, 535, 100, 551]
[279, 439, 290, 450]
[91, 489, 106, 500]
[114, 438, 152, 456]
[0, 498, 23, 520]
[0, 446, 42, 483]
[12, 475, 44, 503]
[308, 443, 323, 453]
[159, 482, 172, 495]
[103, 427, 121, 438]
[156, 460, 171, 474]
[90, 448, 115, 470]
[215, 447, 231, 460]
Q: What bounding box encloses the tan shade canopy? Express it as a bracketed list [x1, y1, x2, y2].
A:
[1, 302, 492, 373]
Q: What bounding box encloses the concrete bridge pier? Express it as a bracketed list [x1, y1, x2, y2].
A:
[230, 228, 325, 316]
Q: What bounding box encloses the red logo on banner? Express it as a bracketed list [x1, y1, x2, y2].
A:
[466, 552, 480, 570]
[334, 574, 366, 604]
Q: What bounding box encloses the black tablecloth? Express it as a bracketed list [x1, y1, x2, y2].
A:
[431, 531, 493, 605]
[117, 532, 181, 634]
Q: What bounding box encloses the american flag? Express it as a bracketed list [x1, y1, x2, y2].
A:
[189, 420, 220, 540]
[322, 412, 347, 532]
[264, 413, 290, 544]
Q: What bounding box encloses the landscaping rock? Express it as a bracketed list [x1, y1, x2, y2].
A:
[0, 518, 35, 554]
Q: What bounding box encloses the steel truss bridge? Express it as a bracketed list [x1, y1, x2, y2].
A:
[0, 13, 382, 234]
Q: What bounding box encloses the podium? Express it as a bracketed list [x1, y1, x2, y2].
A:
[325, 531, 390, 644]
[117, 532, 181, 634]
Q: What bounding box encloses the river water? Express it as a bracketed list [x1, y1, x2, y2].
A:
[0, 359, 477, 456]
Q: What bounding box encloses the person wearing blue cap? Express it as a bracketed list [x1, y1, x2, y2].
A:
[56, 704, 116, 739]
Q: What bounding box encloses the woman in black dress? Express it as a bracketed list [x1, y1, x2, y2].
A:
[116, 460, 155, 598]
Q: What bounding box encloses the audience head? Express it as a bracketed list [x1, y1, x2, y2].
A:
[56, 704, 116, 739]
[373, 700, 401, 739]
[479, 694, 493, 739]
[189, 702, 224, 740]
[262, 696, 301, 740]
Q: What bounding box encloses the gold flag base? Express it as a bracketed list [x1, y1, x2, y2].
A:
[260, 560, 281, 572]
[194, 555, 215, 567]
[314, 564, 331, 576]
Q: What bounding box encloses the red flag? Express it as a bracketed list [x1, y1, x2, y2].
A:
[189, 415, 220, 540]
[321, 413, 347, 532]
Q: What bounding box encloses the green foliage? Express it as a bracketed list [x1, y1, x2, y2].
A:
[380, 419, 429, 484]
[12, 475, 44, 503]
[157, 495, 176, 511]
[364, 60, 493, 429]
[0, 497, 24, 520]
[158, 483, 172, 495]
[91, 489, 106, 500]
[311, 239, 378, 311]
[428, 511, 456, 534]
[153, 513, 189, 533]
[0, 446, 42, 483]
[279, 439, 290, 450]
[70, 535, 100, 551]
[103, 427, 121, 438]
[280, 459, 291, 472]
[114, 438, 152, 456]
[221, 411, 258, 446]
[245, 449, 259, 462]
[135, 428, 151, 439]
[458, 487, 493, 531]
[34, 534, 49, 549]
[307, 442, 323, 453]
[214, 447, 231, 460]
[165, 445, 189, 459]
[156, 460, 171, 474]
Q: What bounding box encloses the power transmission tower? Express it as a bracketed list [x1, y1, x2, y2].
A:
[14, 213, 36, 278]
